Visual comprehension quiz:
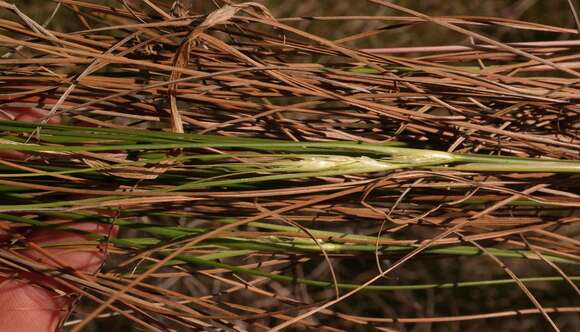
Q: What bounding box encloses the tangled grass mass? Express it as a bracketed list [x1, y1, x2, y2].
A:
[0, 0, 579, 331]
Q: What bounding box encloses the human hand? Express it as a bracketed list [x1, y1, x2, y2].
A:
[0, 105, 116, 332]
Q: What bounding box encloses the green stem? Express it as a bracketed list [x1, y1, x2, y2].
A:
[153, 251, 580, 291]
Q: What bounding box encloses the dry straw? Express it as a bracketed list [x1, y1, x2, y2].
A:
[0, 0, 579, 331]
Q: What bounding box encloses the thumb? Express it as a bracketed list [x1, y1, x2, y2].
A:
[0, 222, 117, 332]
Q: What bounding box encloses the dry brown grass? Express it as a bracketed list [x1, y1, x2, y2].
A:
[0, 1, 579, 331]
